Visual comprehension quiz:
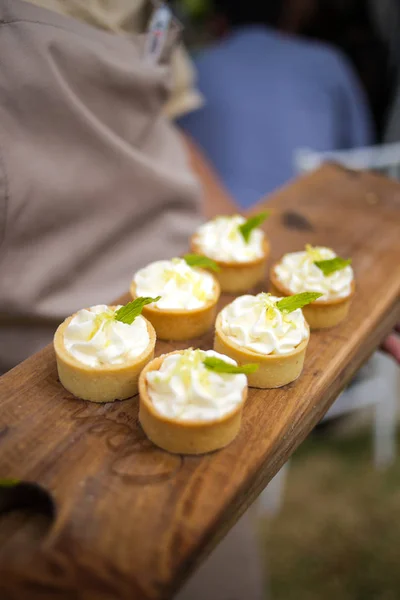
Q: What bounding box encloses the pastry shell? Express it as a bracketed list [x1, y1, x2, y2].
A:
[190, 234, 270, 294]
[269, 263, 355, 330]
[139, 351, 247, 454]
[54, 308, 156, 403]
[130, 273, 220, 341]
[214, 313, 309, 389]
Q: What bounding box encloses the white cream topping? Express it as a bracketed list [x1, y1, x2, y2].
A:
[274, 246, 354, 302]
[219, 293, 309, 356]
[194, 215, 265, 263]
[64, 305, 150, 368]
[146, 349, 247, 422]
[133, 258, 216, 310]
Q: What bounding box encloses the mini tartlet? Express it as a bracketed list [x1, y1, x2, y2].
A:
[139, 349, 248, 454]
[130, 258, 220, 341]
[270, 245, 355, 329]
[54, 303, 156, 403]
[190, 214, 270, 293]
[214, 293, 310, 388]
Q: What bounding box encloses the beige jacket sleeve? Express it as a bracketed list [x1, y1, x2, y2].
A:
[0, 0, 202, 373]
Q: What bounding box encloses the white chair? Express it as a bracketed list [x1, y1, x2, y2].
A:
[294, 142, 400, 180]
[258, 353, 399, 519]
[295, 143, 400, 471]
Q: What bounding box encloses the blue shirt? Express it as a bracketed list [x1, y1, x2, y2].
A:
[178, 26, 374, 208]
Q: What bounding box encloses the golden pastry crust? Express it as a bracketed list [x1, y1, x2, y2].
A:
[214, 313, 309, 389]
[139, 351, 247, 454]
[130, 273, 220, 341]
[54, 308, 156, 403]
[190, 234, 270, 293]
[269, 263, 356, 330]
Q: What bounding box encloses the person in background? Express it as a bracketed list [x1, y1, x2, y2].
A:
[178, 0, 374, 208]
[298, 0, 392, 138]
[369, 0, 400, 143]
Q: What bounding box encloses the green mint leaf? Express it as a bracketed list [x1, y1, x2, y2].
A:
[314, 257, 352, 276]
[203, 356, 259, 375]
[0, 479, 20, 488]
[238, 211, 270, 243]
[114, 296, 161, 325]
[184, 254, 220, 272]
[276, 292, 323, 313]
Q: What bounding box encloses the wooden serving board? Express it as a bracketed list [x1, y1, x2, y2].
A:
[0, 164, 399, 600]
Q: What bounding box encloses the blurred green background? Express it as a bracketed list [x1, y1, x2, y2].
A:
[264, 419, 400, 600]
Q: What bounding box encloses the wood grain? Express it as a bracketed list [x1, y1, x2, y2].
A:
[0, 164, 399, 600]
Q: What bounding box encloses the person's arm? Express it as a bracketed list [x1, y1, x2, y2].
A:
[179, 131, 238, 218]
[381, 324, 400, 364]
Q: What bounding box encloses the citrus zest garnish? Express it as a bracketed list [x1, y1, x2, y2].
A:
[305, 243, 325, 262]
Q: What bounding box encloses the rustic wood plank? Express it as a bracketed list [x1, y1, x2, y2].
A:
[0, 164, 399, 600]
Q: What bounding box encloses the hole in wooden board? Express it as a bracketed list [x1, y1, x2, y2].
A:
[0, 482, 55, 559]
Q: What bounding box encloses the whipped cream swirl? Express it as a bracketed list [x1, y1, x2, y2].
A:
[64, 305, 150, 367]
[146, 349, 247, 422]
[133, 258, 216, 310]
[194, 215, 265, 263]
[219, 294, 309, 356]
[274, 246, 354, 301]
